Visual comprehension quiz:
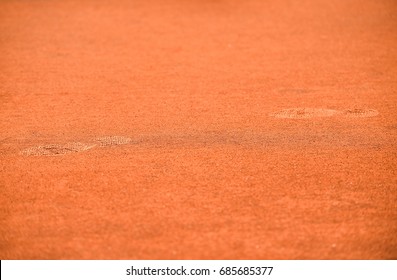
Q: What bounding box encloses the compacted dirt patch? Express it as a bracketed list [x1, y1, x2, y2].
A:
[1, 0, 396, 259]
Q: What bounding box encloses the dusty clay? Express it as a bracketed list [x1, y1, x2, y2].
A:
[1, 0, 396, 260]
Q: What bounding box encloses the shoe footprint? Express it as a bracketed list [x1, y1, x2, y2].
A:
[20, 142, 96, 156]
[269, 108, 338, 119]
[95, 136, 132, 147]
[270, 108, 379, 119]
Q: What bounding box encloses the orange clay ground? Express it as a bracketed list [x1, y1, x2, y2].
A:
[0, 0, 396, 259]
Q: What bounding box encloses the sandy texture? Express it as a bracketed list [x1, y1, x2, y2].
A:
[1, 0, 396, 259]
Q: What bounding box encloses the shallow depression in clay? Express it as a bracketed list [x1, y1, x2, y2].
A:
[20, 142, 96, 156]
[270, 108, 338, 119]
[95, 136, 132, 146]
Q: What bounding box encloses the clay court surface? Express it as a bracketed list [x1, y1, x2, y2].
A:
[1, 0, 397, 259]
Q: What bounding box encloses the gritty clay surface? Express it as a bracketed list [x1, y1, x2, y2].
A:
[0, 0, 397, 259]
